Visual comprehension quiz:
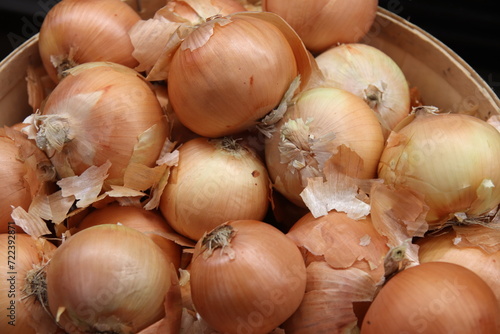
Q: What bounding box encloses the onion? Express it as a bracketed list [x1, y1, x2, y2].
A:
[73, 204, 182, 271]
[361, 262, 500, 333]
[262, 0, 378, 54]
[159, 137, 270, 241]
[39, 0, 141, 83]
[0, 127, 55, 233]
[377, 108, 500, 226]
[0, 234, 59, 334]
[265, 87, 384, 207]
[23, 62, 169, 184]
[417, 224, 500, 308]
[167, 11, 312, 138]
[189, 220, 307, 334]
[315, 43, 411, 137]
[46, 224, 180, 334]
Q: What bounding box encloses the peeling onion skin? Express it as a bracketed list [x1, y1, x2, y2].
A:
[377, 111, 500, 226]
[361, 262, 500, 334]
[190, 220, 307, 334]
[46, 224, 175, 334]
[0, 234, 59, 334]
[417, 226, 500, 308]
[262, 0, 378, 54]
[39, 0, 141, 83]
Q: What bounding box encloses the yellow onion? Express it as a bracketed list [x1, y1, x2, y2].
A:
[417, 224, 500, 308]
[23, 62, 169, 184]
[283, 211, 389, 333]
[265, 87, 384, 207]
[167, 11, 312, 138]
[73, 204, 182, 271]
[0, 127, 55, 233]
[0, 234, 59, 334]
[315, 43, 411, 137]
[361, 262, 500, 333]
[159, 137, 270, 241]
[39, 0, 141, 82]
[377, 109, 500, 226]
[262, 0, 378, 54]
[46, 224, 180, 334]
[189, 220, 307, 334]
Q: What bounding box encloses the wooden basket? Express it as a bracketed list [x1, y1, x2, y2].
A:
[1, 7, 499, 126]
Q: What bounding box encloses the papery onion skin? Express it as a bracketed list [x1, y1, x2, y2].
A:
[167, 13, 299, 138]
[417, 226, 500, 308]
[0, 234, 59, 334]
[32, 62, 169, 183]
[262, 0, 378, 54]
[361, 262, 500, 334]
[46, 224, 174, 334]
[159, 137, 270, 241]
[377, 111, 500, 225]
[190, 220, 307, 334]
[74, 204, 182, 271]
[315, 43, 410, 137]
[265, 87, 384, 207]
[39, 0, 141, 82]
[0, 128, 54, 233]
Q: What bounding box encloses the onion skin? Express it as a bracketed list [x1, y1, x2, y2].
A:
[46, 224, 176, 334]
[417, 226, 500, 308]
[361, 262, 500, 334]
[74, 204, 182, 271]
[190, 220, 307, 334]
[0, 234, 59, 334]
[159, 137, 270, 241]
[167, 13, 299, 138]
[262, 0, 378, 54]
[377, 111, 500, 225]
[39, 0, 141, 82]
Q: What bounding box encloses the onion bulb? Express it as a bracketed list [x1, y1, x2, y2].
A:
[189, 220, 307, 334]
[265, 87, 384, 207]
[167, 11, 312, 138]
[23, 62, 169, 184]
[361, 262, 500, 333]
[0, 234, 59, 334]
[262, 0, 378, 54]
[0, 127, 55, 233]
[159, 137, 270, 241]
[377, 109, 500, 226]
[39, 0, 141, 82]
[315, 43, 411, 137]
[74, 204, 182, 271]
[417, 224, 500, 308]
[46, 224, 179, 334]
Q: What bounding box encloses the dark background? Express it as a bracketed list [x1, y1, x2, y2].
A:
[1, 0, 499, 95]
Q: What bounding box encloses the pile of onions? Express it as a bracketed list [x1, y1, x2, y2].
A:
[0, 127, 55, 233]
[0, 234, 59, 334]
[159, 137, 270, 241]
[46, 224, 180, 334]
[378, 109, 500, 226]
[361, 262, 500, 333]
[265, 87, 385, 207]
[315, 43, 411, 137]
[39, 0, 141, 82]
[189, 220, 307, 334]
[167, 11, 312, 138]
[22, 62, 169, 183]
[262, 0, 378, 54]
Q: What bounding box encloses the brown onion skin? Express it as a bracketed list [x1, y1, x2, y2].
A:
[74, 204, 182, 271]
[39, 0, 141, 83]
[361, 262, 500, 334]
[0, 234, 59, 334]
[190, 220, 307, 334]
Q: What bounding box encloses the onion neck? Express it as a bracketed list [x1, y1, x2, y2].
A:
[201, 224, 236, 259]
[34, 114, 73, 154]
